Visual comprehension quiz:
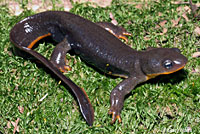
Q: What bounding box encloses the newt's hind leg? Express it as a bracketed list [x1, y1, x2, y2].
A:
[50, 38, 72, 72]
[96, 22, 132, 43]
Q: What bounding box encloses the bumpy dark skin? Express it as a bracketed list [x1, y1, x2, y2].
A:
[10, 11, 188, 125]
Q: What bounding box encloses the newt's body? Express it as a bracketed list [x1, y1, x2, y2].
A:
[10, 11, 187, 126]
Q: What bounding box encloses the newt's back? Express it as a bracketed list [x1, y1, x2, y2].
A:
[10, 11, 137, 75]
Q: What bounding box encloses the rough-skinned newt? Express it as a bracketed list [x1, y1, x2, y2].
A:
[10, 11, 188, 125]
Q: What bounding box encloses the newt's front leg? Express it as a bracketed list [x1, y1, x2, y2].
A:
[109, 75, 146, 124]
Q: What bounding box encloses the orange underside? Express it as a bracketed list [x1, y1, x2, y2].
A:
[118, 35, 128, 42]
[146, 65, 185, 80]
[28, 33, 51, 49]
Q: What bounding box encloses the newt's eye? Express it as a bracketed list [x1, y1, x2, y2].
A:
[163, 60, 173, 69]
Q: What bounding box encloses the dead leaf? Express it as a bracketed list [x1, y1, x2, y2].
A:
[171, 1, 189, 5]
[165, 106, 173, 117]
[135, 3, 148, 9]
[18, 106, 24, 114]
[63, 0, 73, 11]
[7, 121, 11, 128]
[191, 67, 200, 74]
[185, 127, 192, 133]
[8, 1, 23, 16]
[192, 52, 200, 57]
[184, 6, 191, 13]
[176, 6, 183, 12]
[144, 36, 151, 41]
[194, 27, 200, 36]
[135, 4, 143, 9]
[159, 28, 168, 35]
[155, 20, 167, 29]
[171, 17, 181, 27]
[52, 0, 72, 11]
[155, 25, 160, 29]
[182, 12, 189, 22]
[73, 0, 112, 7]
[172, 103, 178, 113]
[109, 12, 118, 25]
[26, 0, 43, 11]
[26, 0, 53, 12]
[11, 118, 20, 134]
[159, 20, 167, 27]
[158, 12, 162, 16]
[96, 0, 112, 7]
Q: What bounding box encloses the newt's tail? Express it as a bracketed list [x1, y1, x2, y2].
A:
[10, 33, 94, 126]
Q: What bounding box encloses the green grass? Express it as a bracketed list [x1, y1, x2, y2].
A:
[0, 0, 200, 133]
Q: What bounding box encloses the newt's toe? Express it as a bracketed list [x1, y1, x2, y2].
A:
[64, 65, 72, 71]
[59, 65, 71, 73]
[108, 110, 122, 124]
[118, 35, 128, 43]
[117, 31, 132, 43]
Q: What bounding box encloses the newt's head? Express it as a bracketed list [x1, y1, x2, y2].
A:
[140, 48, 187, 80]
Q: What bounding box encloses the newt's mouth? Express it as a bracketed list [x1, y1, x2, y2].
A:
[146, 63, 186, 80]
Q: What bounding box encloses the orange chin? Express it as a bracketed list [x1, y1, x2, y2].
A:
[146, 64, 186, 80]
